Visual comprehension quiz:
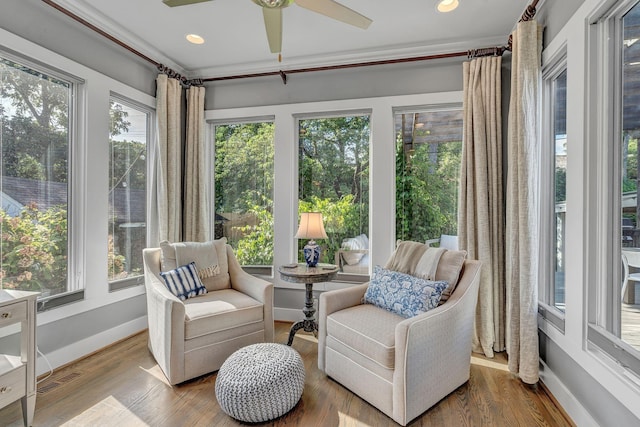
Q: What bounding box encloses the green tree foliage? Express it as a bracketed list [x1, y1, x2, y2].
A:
[396, 134, 462, 243]
[214, 123, 275, 265]
[0, 203, 67, 295]
[1, 59, 69, 182]
[215, 123, 274, 214]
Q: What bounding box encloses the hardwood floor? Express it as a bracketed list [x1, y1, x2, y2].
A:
[0, 322, 573, 426]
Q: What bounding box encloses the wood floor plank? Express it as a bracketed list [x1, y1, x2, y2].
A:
[0, 322, 574, 427]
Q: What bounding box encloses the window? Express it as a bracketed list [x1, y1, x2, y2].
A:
[394, 108, 463, 243]
[588, 0, 640, 376]
[108, 97, 150, 290]
[297, 115, 370, 272]
[214, 121, 274, 271]
[542, 55, 568, 321]
[0, 55, 74, 299]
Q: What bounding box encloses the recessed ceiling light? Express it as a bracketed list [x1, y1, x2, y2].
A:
[437, 0, 459, 13]
[186, 34, 205, 45]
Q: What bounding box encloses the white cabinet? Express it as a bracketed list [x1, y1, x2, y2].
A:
[0, 290, 38, 426]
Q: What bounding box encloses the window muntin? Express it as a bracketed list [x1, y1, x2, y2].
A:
[108, 98, 149, 286]
[0, 56, 72, 298]
[395, 108, 463, 243]
[297, 115, 370, 272]
[214, 121, 274, 267]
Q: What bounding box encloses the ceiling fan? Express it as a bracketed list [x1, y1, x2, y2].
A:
[163, 0, 372, 55]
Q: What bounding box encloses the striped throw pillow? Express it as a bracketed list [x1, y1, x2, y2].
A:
[159, 262, 207, 301]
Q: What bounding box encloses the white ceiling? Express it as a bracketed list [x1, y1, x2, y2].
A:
[54, 0, 530, 78]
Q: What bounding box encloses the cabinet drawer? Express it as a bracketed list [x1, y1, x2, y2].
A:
[0, 365, 26, 408]
[0, 301, 27, 328]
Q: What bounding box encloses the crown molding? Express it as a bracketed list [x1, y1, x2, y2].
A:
[192, 35, 507, 80]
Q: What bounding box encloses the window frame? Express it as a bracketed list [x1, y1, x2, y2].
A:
[107, 93, 154, 292]
[539, 47, 568, 332]
[295, 110, 372, 278]
[210, 116, 275, 278]
[586, 0, 640, 379]
[0, 47, 85, 310]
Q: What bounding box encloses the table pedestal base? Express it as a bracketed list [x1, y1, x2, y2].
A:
[287, 282, 317, 346]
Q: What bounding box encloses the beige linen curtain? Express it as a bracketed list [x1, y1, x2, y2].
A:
[505, 20, 543, 384]
[183, 85, 209, 241]
[154, 74, 182, 243]
[460, 56, 505, 358]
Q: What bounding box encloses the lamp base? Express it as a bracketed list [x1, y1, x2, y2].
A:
[303, 240, 321, 267]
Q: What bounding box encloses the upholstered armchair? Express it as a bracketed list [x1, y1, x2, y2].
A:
[318, 244, 481, 426]
[143, 239, 274, 385]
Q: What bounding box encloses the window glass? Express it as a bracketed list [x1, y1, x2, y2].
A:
[108, 98, 148, 283]
[214, 122, 274, 266]
[0, 57, 71, 298]
[298, 115, 370, 272]
[553, 69, 567, 311]
[620, 2, 640, 351]
[395, 109, 463, 243]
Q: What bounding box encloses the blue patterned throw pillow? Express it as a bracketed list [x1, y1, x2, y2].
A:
[160, 262, 207, 301]
[363, 265, 448, 318]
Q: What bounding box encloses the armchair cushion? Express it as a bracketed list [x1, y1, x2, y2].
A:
[364, 266, 448, 318]
[184, 289, 264, 339]
[160, 238, 230, 291]
[327, 304, 402, 372]
[159, 262, 207, 301]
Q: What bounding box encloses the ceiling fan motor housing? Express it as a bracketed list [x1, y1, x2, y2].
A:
[251, 0, 293, 9]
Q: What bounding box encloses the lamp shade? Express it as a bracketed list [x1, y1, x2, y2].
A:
[295, 212, 328, 240]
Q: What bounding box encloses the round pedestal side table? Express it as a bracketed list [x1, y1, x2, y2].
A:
[278, 264, 338, 346]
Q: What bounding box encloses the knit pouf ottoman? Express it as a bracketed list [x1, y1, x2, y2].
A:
[215, 343, 305, 423]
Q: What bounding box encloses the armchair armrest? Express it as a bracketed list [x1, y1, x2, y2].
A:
[392, 260, 481, 424]
[142, 248, 186, 385]
[226, 245, 274, 342]
[317, 283, 369, 371]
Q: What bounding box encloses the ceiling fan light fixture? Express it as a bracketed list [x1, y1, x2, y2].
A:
[186, 34, 205, 44]
[437, 0, 459, 13]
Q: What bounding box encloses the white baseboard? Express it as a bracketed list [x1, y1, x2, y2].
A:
[274, 307, 303, 323]
[539, 360, 599, 427]
[36, 316, 147, 376]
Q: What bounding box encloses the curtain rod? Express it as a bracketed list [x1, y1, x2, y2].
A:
[41, 0, 538, 85]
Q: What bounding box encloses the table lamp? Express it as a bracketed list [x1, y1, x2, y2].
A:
[295, 212, 328, 267]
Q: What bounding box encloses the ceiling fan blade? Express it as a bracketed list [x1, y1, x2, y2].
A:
[262, 7, 283, 54]
[163, 0, 212, 7]
[294, 0, 371, 29]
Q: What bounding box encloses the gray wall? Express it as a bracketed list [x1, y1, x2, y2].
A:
[205, 58, 465, 110]
[538, 0, 585, 49]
